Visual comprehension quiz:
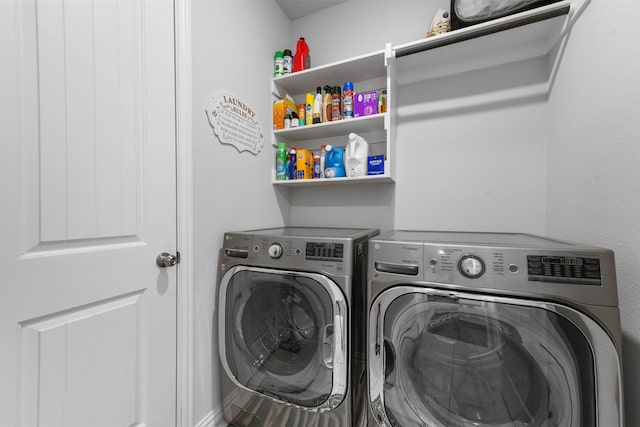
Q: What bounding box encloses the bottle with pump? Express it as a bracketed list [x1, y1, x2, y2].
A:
[293, 37, 310, 72]
[312, 87, 323, 124]
[323, 86, 332, 123]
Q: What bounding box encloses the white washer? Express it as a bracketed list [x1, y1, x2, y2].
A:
[367, 231, 624, 427]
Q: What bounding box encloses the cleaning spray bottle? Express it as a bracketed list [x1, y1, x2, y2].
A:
[345, 132, 369, 177]
[323, 85, 333, 122]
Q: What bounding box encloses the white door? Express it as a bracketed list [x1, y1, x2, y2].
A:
[0, 0, 178, 425]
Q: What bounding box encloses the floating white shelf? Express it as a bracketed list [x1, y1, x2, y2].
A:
[272, 173, 394, 186]
[270, 0, 584, 187]
[271, 49, 387, 97]
[391, 2, 572, 84]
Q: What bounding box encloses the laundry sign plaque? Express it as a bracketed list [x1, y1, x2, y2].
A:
[206, 92, 264, 155]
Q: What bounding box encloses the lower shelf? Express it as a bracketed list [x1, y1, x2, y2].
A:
[272, 174, 394, 186]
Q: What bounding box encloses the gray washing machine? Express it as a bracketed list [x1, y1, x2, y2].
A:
[367, 231, 624, 427]
[217, 227, 378, 427]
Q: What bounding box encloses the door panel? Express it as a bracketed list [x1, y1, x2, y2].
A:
[29, 0, 143, 247]
[20, 293, 142, 426]
[1, 0, 177, 425]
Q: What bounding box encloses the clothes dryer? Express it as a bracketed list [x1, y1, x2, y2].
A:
[367, 231, 623, 427]
[218, 227, 378, 427]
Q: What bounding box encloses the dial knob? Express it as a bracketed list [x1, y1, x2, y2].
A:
[458, 255, 485, 279]
[268, 243, 283, 259]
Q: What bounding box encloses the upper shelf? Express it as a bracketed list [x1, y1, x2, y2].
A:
[271, 49, 387, 96]
[390, 2, 573, 84]
[273, 1, 579, 91]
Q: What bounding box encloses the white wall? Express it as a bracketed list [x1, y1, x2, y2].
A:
[190, 0, 290, 422]
[547, 0, 640, 423]
[290, 1, 548, 233]
[291, 0, 449, 65]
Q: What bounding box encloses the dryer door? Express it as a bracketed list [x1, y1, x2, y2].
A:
[369, 286, 622, 427]
[219, 266, 347, 412]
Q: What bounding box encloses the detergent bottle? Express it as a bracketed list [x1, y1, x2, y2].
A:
[324, 145, 346, 178]
[293, 37, 310, 72]
[345, 132, 369, 177]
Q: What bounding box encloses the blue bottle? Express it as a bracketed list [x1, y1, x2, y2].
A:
[323, 145, 346, 178]
[288, 147, 297, 180]
[342, 81, 354, 119]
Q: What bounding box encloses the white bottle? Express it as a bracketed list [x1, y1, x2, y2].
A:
[345, 132, 369, 177]
[312, 86, 323, 124]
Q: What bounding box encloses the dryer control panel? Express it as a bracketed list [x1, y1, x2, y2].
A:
[527, 255, 602, 285]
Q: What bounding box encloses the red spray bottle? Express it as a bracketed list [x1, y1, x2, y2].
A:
[293, 37, 310, 72]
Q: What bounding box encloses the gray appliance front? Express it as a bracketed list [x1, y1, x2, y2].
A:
[219, 265, 348, 412]
[369, 286, 621, 427]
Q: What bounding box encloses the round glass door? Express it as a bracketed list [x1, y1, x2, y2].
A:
[219, 266, 347, 411]
[370, 288, 597, 427]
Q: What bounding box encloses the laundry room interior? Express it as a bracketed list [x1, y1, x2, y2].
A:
[191, 0, 638, 425]
[1, 0, 638, 425]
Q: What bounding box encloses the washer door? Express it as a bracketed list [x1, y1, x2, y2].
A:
[369, 286, 620, 427]
[219, 266, 348, 412]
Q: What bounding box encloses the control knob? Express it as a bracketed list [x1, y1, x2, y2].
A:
[458, 255, 485, 279]
[268, 243, 283, 259]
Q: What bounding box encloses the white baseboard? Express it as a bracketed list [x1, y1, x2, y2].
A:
[194, 409, 224, 427]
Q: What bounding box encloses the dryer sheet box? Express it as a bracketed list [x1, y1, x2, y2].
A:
[368, 155, 385, 175]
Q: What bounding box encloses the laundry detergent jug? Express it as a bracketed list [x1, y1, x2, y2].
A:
[324, 145, 346, 178]
[345, 132, 369, 177]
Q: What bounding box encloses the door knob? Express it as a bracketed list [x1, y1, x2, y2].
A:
[156, 252, 179, 267]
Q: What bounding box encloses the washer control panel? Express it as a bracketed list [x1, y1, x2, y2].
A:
[305, 242, 344, 261]
[221, 232, 352, 275]
[458, 255, 486, 279]
[369, 231, 616, 308]
[267, 243, 283, 259]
